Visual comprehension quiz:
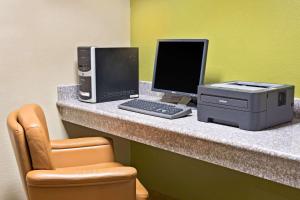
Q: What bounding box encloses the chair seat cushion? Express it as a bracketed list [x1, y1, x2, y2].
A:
[51, 137, 111, 149]
[56, 162, 123, 170]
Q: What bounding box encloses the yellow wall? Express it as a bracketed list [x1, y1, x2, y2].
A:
[131, 0, 300, 199]
[131, 0, 300, 96]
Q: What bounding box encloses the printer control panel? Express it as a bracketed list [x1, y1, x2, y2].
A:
[278, 91, 287, 106]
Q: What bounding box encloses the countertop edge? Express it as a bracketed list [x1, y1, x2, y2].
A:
[56, 83, 300, 189]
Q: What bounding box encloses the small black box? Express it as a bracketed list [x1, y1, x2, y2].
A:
[78, 47, 139, 103]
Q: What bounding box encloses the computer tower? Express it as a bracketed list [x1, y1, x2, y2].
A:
[77, 47, 139, 103]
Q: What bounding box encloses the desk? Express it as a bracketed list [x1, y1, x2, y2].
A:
[57, 81, 300, 189]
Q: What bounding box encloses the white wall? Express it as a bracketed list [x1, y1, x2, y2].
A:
[0, 0, 130, 199]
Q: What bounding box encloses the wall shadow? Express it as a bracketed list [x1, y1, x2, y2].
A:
[132, 141, 300, 200]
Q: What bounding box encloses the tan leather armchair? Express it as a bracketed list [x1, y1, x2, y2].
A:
[7, 104, 148, 200]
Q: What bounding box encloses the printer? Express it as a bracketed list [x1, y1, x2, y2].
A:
[197, 81, 294, 131]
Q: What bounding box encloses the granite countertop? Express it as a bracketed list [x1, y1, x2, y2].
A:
[57, 82, 300, 189]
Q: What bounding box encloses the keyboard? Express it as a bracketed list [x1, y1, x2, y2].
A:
[118, 99, 192, 119]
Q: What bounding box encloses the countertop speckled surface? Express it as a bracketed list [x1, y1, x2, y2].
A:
[57, 82, 300, 189]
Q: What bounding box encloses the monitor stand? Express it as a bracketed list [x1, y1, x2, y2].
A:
[178, 96, 192, 106]
[160, 94, 196, 107]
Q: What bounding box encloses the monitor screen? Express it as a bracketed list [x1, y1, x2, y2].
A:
[152, 39, 208, 96]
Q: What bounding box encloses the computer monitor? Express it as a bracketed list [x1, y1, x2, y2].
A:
[152, 39, 209, 97]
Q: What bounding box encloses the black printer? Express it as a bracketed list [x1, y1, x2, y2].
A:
[197, 81, 294, 131]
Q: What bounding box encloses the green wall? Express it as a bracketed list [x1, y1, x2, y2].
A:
[131, 0, 300, 96]
[130, 0, 300, 199]
[132, 142, 300, 200]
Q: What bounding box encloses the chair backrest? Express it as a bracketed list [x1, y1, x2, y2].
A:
[7, 104, 55, 197]
[17, 104, 54, 170]
[7, 110, 32, 199]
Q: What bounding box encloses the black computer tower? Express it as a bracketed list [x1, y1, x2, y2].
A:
[77, 47, 139, 103]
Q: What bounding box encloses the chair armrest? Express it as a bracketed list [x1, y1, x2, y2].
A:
[26, 166, 137, 186]
[26, 167, 137, 200]
[51, 137, 111, 149]
[50, 137, 115, 168]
